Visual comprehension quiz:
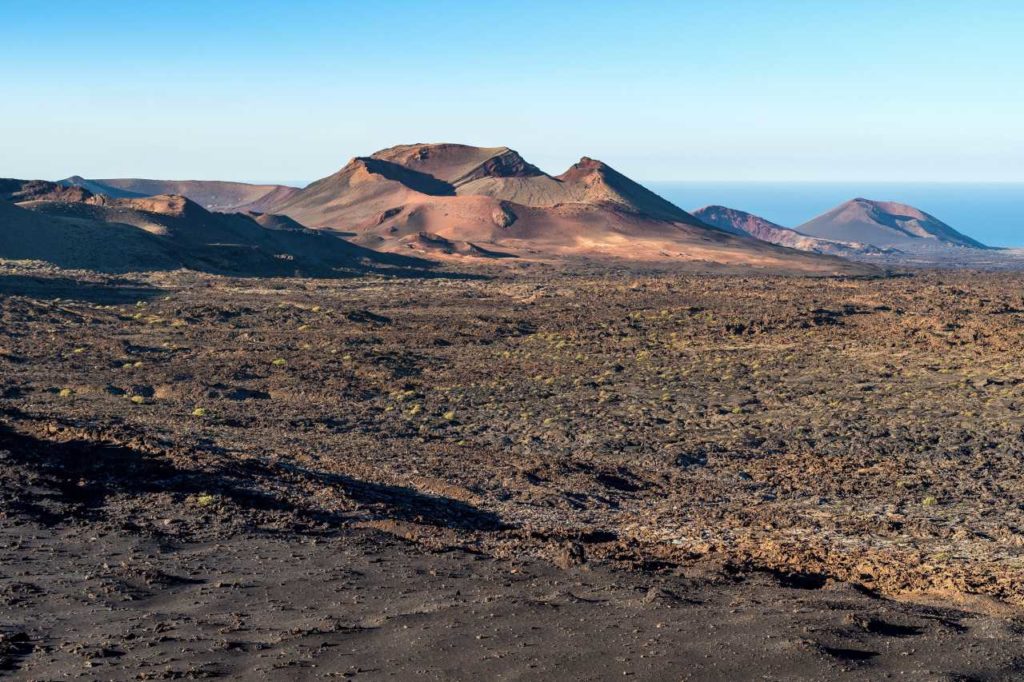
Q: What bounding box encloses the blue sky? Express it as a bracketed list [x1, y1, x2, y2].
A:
[1, 0, 1022, 184]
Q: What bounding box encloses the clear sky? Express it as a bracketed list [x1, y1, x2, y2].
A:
[2, 0, 1022, 184]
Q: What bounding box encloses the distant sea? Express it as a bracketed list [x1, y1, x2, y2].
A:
[646, 182, 1024, 248]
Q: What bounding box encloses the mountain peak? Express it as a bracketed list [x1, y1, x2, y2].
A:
[368, 143, 541, 186]
[798, 198, 985, 249]
[560, 157, 609, 176]
[345, 156, 456, 196]
[693, 205, 775, 236]
[455, 147, 544, 183]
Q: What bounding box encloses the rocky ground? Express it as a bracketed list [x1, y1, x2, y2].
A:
[3, 260, 1024, 679]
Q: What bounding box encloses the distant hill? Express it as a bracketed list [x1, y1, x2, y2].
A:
[1, 181, 429, 276]
[59, 176, 300, 213]
[56, 176, 148, 199]
[693, 206, 893, 257]
[245, 211, 311, 232]
[1, 178, 94, 203]
[0, 196, 180, 272]
[796, 198, 986, 249]
[263, 143, 873, 274]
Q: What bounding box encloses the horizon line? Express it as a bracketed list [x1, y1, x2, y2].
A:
[27, 175, 1024, 188]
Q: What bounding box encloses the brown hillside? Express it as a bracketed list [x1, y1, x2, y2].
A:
[7, 193, 429, 276]
[265, 144, 874, 274]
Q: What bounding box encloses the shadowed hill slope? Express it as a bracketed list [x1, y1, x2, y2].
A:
[2, 191, 431, 276]
[0, 198, 180, 271]
[266, 156, 457, 229]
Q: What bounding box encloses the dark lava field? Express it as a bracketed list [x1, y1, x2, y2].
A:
[3, 262, 1024, 679]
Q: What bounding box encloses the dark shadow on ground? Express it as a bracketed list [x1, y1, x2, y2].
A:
[0, 275, 166, 304]
[0, 629, 33, 674]
[274, 460, 506, 531]
[0, 417, 505, 533]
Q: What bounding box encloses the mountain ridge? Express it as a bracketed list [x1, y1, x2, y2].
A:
[693, 205, 894, 257]
[256, 142, 869, 274]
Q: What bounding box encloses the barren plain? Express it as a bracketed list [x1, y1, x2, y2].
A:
[3, 262, 1024, 679]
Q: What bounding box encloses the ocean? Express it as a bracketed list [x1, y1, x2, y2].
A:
[646, 182, 1024, 248]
